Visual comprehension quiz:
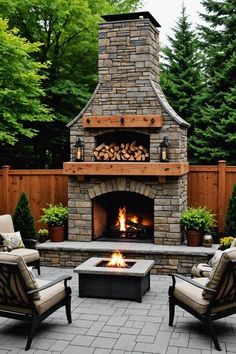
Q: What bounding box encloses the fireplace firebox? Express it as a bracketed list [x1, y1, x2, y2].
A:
[93, 191, 154, 241]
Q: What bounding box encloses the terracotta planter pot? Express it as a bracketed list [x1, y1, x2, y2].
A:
[186, 230, 203, 247]
[49, 226, 65, 242]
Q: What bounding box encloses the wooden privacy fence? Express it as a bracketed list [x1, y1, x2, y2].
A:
[0, 160, 236, 232]
[0, 165, 68, 230]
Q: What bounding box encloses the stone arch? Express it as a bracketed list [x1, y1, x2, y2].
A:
[88, 177, 157, 200]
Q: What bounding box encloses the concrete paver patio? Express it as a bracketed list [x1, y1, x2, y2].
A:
[0, 266, 235, 354]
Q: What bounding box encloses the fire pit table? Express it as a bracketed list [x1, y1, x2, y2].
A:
[74, 257, 154, 303]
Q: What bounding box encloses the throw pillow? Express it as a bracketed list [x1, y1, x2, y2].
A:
[0, 231, 25, 250]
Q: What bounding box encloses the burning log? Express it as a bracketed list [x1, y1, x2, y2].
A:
[93, 141, 149, 161]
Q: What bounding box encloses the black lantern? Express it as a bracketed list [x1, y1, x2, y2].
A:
[73, 138, 84, 161]
[159, 137, 170, 162]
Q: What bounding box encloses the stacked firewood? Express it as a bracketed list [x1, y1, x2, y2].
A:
[93, 141, 149, 161]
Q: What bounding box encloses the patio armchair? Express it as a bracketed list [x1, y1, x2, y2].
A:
[169, 247, 236, 351]
[0, 252, 72, 351]
[0, 214, 40, 275]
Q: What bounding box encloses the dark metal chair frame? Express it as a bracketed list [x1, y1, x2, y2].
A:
[0, 261, 72, 351]
[169, 260, 236, 351]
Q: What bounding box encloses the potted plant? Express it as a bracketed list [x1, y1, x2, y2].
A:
[181, 206, 216, 246]
[40, 203, 68, 242]
[38, 228, 49, 243]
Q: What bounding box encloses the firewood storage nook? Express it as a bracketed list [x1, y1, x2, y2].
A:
[63, 12, 190, 245]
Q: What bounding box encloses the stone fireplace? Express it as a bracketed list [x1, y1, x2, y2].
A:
[64, 12, 190, 245]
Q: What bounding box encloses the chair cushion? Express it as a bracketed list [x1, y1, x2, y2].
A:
[0, 231, 25, 250]
[0, 252, 40, 300]
[0, 214, 14, 233]
[203, 247, 236, 299]
[33, 279, 66, 315]
[10, 248, 39, 263]
[174, 277, 210, 314]
[191, 263, 212, 278]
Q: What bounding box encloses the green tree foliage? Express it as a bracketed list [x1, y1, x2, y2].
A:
[225, 184, 236, 236]
[191, 0, 236, 164]
[12, 192, 37, 240]
[0, 0, 141, 168]
[160, 6, 204, 163]
[0, 18, 52, 146]
[160, 5, 203, 138]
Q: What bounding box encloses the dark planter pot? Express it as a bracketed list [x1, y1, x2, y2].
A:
[49, 226, 65, 242]
[38, 234, 49, 243]
[186, 230, 203, 247]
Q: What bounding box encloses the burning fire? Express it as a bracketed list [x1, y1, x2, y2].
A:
[107, 251, 127, 268]
[131, 215, 138, 223]
[117, 206, 126, 231]
[116, 206, 139, 231]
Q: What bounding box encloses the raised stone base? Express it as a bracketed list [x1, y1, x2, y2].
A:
[37, 241, 217, 275]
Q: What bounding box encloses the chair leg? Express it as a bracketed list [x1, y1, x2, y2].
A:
[169, 296, 175, 326]
[204, 315, 221, 351]
[37, 261, 41, 276]
[25, 315, 39, 351]
[65, 295, 72, 324]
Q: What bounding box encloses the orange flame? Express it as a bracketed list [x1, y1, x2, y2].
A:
[117, 206, 126, 231]
[107, 251, 127, 267]
[131, 215, 138, 223]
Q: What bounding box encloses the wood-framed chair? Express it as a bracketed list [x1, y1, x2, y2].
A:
[0, 214, 40, 275]
[169, 247, 236, 351]
[0, 252, 72, 351]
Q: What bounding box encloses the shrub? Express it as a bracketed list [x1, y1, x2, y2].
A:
[12, 192, 37, 240]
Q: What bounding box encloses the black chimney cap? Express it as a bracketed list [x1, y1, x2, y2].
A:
[102, 12, 161, 28]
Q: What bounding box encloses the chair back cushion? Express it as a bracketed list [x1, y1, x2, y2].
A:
[0, 214, 15, 233]
[203, 247, 236, 300]
[0, 252, 40, 302]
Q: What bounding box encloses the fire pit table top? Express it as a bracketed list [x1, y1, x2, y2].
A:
[74, 257, 154, 277]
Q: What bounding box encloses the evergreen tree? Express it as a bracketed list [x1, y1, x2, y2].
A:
[12, 192, 37, 240]
[225, 184, 236, 236]
[160, 4, 203, 144]
[192, 0, 236, 164]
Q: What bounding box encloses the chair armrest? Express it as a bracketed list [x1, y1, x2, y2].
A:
[169, 273, 216, 293]
[27, 275, 72, 295]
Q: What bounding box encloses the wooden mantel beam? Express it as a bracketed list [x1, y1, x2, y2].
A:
[82, 114, 163, 128]
[63, 162, 189, 176]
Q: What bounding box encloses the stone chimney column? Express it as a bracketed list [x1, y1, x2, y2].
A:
[98, 13, 161, 84]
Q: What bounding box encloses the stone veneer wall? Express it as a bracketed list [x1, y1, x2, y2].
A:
[39, 248, 208, 275]
[68, 174, 188, 245]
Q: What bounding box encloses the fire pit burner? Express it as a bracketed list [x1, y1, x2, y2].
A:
[74, 256, 154, 302]
[96, 260, 135, 269]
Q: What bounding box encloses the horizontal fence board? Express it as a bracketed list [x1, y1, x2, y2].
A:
[1, 161, 236, 233]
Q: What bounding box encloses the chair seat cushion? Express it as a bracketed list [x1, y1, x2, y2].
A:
[10, 248, 39, 263]
[174, 277, 210, 314]
[34, 279, 66, 315]
[0, 279, 66, 315]
[191, 263, 212, 277]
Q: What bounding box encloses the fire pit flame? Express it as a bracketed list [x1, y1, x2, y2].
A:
[107, 251, 127, 268]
